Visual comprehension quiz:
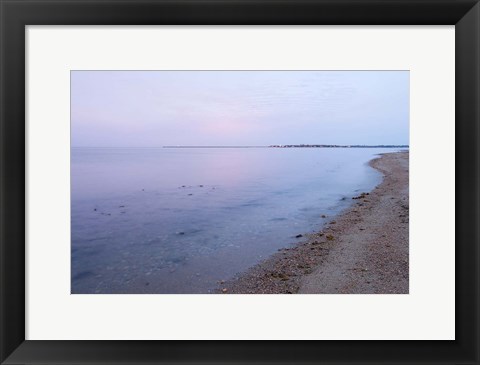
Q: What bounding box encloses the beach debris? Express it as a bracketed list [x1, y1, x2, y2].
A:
[222, 288, 228, 293]
[326, 234, 334, 241]
[271, 272, 289, 281]
[295, 234, 303, 238]
[330, 221, 336, 224]
[353, 192, 369, 200]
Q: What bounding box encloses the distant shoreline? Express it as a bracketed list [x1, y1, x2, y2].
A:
[162, 145, 409, 149]
[72, 145, 409, 149]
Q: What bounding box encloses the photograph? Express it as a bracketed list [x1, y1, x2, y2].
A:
[2, 0, 476, 361]
[71, 70, 409, 294]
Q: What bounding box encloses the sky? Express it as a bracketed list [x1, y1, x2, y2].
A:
[71, 71, 409, 147]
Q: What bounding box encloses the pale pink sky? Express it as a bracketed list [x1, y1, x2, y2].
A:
[71, 71, 409, 147]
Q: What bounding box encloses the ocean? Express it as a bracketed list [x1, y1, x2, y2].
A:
[71, 147, 400, 294]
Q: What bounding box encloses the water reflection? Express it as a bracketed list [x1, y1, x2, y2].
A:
[71, 147, 394, 294]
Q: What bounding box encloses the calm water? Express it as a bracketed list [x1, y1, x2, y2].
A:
[71, 147, 398, 294]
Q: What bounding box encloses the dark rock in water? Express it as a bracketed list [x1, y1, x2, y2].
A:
[353, 192, 368, 200]
[93, 208, 97, 211]
[199, 185, 204, 187]
[321, 214, 326, 218]
[295, 234, 303, 238]
[188, 193, 193, 196]
[73, 270, 95, 281]
[170, 256, 185, 264]
[119, 205, 125, 208]
[145, 282, 150, 286]
[341, 197, 346, 201]
[177, 231, 185, 235]
[181, 185, 186, 188]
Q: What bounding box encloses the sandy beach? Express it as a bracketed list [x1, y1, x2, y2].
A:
[220, 151, 409, 294]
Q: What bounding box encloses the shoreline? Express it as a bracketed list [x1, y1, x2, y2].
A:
[219, 151, 409, 294]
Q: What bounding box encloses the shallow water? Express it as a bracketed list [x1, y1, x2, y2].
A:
[71, 147, 399, 294]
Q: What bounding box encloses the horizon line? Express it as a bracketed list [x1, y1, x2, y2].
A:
[72, 144, 410, 148]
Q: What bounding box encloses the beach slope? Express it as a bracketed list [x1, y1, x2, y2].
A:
[222, 151, 409, 294]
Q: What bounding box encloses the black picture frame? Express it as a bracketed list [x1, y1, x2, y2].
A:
[0, 0, 478, 364]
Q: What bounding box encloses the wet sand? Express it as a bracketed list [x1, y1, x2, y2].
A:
[220, 151, 409, 294]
